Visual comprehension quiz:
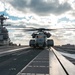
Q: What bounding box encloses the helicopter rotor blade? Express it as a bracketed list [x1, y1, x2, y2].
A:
[7, 27, 75, 32]
[3, 24, 11, 26]
[44, 28, 75, 31]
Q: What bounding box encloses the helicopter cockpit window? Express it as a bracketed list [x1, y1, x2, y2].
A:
[38, 36, 43, 38]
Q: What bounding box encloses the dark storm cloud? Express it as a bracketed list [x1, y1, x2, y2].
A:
[8, 0, 72, 16]
[29, 0, 72, 15]
[9, 0, 28, 12]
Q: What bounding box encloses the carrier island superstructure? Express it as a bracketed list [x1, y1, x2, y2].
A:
[0, 14, 10, 46]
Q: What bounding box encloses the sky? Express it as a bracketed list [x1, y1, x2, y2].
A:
[0, 0, 75, 45]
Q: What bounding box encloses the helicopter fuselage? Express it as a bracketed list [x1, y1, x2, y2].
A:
[29, 31, 54, 48]
[35, 32, 47, 47]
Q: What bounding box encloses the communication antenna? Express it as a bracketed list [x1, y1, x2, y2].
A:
[0, 14, 8, 26]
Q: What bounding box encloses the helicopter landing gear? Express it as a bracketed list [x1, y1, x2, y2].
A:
[47, 39, 54, 47]
[29, 40, 35, 47]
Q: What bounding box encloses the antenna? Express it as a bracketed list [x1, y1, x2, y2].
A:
[0, 14, 8, 26]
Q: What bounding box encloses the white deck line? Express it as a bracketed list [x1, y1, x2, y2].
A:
[0, 47, 28, 57]
[17, 50, 44, 75]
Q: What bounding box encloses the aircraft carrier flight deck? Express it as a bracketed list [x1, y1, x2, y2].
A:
[0, 45, 75, 75]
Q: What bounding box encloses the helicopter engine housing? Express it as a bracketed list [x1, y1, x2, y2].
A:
[29, 40, 35, 47]
[47, 39, 54, 47]
[32, 33, 36, 38]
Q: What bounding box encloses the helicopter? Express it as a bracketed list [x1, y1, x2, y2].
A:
[23, 28, 56, 48]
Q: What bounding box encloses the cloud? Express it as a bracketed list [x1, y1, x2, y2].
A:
[9, 0, 29, 13]
[69, 10, 75, 18]
[0, 1, 5, 11]
[8, 28, 31, 45]
[51, 28, 75, 45]
[5, 2, 26, 17]
[29, 0, 72, 15]
[7, 0, 72, 16]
